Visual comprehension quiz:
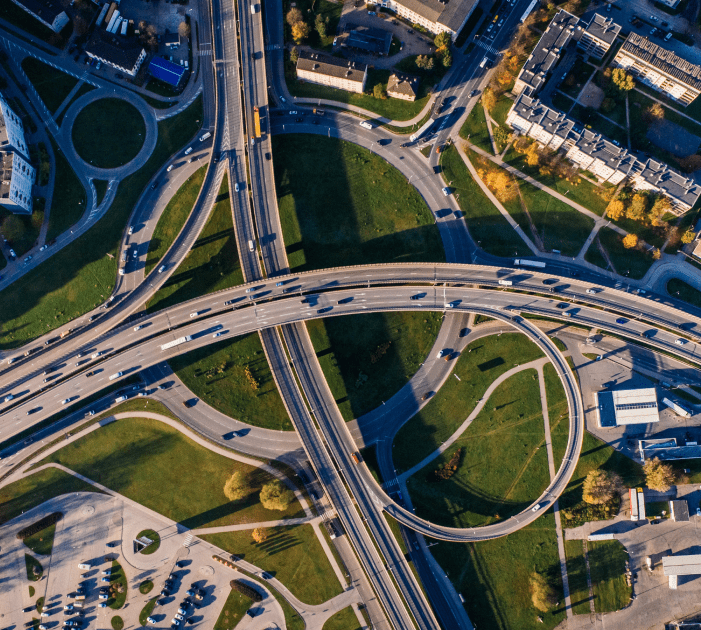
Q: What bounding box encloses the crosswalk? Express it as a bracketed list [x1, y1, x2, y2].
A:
[183, 534, 194, 547]
[476, 40, 501, 56]
[382, 478, 399, 490]
[264, 44, 282, 51]
[199, 49, 213, 56]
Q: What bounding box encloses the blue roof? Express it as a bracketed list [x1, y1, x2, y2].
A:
[149, 57, 185, 86]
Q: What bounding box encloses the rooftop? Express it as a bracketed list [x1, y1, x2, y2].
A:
[11, 0, 65, 24]
[387, 72, 420, 98]
[611, 388, 659, 425]
[343, 24, 392, 55]
[584, 13, 621, 45]
[396, 0, 479, 32]
[85, 29, 145, 71]
[663, 555, 701, 576]
[296, 50, 367, 84]
[149, 57, 186, 87]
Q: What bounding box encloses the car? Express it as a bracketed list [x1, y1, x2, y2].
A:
[664, 32, 673, 41]
[61, 398, 70, 405]
[159, 384, 168, 390]
[531, 503, 542, 512]
[9, 248, 16, 259]
[676, 338, 687, 345]
[158, 265, 166, 273]
[586, 288, 598, 294]
[99, 594, 108, 600]
[262, 572, 272, 580]
[421, 392, 430, 401]
[64, 605, 74, 611]
[87, 410, 95, 416]
[147, 618, 157, 625]
[40, 244, 47, 252]
[86, 371, 95, 377]
[96, 61, 101, 70]
[697, 508, 701, 517]
[650, 27, 657, 36]
[184, 147, 193, 155]
[186, 590, 195, 597]
[556, 302, 568, 309]
[437, 349, 447, 358]
[442, 187, 451, 197]
[177, 608, 188, 615]
[616, 318, 627, 324]
[234, 183, 240, 192]
[101, 577, 110, 583]
[99, 603, 107, 608]
[251, 138, 255, 146]
[161, 590, 170, 597]
[175, 614, 184, 622]
[24, 255, 32, 263]
[650, 14, 659, 20]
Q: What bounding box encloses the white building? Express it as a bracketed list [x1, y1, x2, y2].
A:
[296, 51, 368, 94]
[596, 388, 659, 427]
[577, 14, 621, 60]
[85, 30, 146, 77]
[0, 93, 34, 215]
[381, 0, 478, 41]
[10, 0, 69, 33]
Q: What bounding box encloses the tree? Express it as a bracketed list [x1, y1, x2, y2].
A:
[643, 457, 676, 491]
[611, 68, 635, 92]
[286, 7, 303, 25]
[291, 21, 310, 44]
[526, 143, 540, 167]
[178, 20, 191, 39]
[31, 209, 44, 231]
[315, 14, 328, 39]
[290, 46, 299, 64]
[2, 215, 25, 242]
[373, 83, 385, 99]
[582, 469, 622, 505]
[622, 233, 638, 249]
[642, 102, 664, 124]
[434, 32, 451, 51]
[682, 228, 696, 244]
[260, 480, 294, 511]
[530, 572, 558, 612]
[626, 194, 647, 221]
[441, 51, 452, 68]
[223, 471, 249, 502]
[252, 528, 269, 543]
[606, 200, 625, 221]
[481, 88, 497, 112]
[415, 55, 434, 71]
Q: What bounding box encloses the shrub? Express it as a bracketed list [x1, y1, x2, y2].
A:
[230, 579, 263, 602]
[431, 448, 462, 481]
[17, 513, 62, 540]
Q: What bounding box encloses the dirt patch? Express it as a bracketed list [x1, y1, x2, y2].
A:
[579, 82, 605, 109]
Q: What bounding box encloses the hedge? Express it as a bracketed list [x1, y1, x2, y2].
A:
[17, 512, 63, 540]
[230, 579, 263, 602]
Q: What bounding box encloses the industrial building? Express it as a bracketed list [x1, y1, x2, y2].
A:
[149, 57, 186, 88]
[596, 388, 659, 427]
[0, 93, 35, 215]
[663, 555, 701, 589]
[9, 0, 69, 33]
[296, 51, 368, 94]
[639, 438, 701, 462]
[85, 29, 146, 77]
[379, 0, 478, 41]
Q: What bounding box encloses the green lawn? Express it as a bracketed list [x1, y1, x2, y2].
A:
[111, 616, 123, 630]
[588, 540, 631, 612]
[139, 580, 154, 595]
[393, 333, 545, 472]
[72, 99, 146, 169]
[551, 92, 575, 112]
[667, 278, 701, 308]
[213, 588, 252, 630]
[21, 57, 77, 113]
[442, 146, 531, 257]
[146, 175, 242, 312]
[460, 102, 493, 154]
[0, 467, 100, 526]
[608, 214, 666, 249]
[47, 136, 87, 241]
[37, 417, 303, 528]
[136, 529, 160, 555]
[274, 135, 443, 272]
[145, 166, 207, 276]
[584, 238, 610, 271]
[56, 82, 95, 126]
[594, 227, 654, 280]
[407, 369, 550, 528]
[109, 561, 127, 610]
[431, 512, 566, 630]
[0, 207, 41, 257]
[139, 599, 158, 626]
[544, 363, 569, 470]
[564, 539, 592, 614]
[201, 524, 342, 605]
[323, 606, 361, 630]
[0, 97, 203, 350]
[306, 311, 442, 421]
[25, 553, 43, 581]
[22, 523, 56, 556]
[169, 333, 292, 431]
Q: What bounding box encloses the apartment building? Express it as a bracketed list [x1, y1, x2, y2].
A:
[577, 13, 621, 60]
[10, 0, 69, 33]
[296, 51, 368, 94]
[0, 94, 34, 215]
[85, 29, 147, 77]
[380, 0, 478, 41]
[506, 93, 701, 213]
[613, 32, 701, 106]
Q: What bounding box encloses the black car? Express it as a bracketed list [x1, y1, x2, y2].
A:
[151, 182, 158, 190]
[161, 589, 170, 597]
[295, 117, 303, 122]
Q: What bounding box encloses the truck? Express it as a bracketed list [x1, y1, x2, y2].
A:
[60, 329, 72, 339]
[514, 259, 546, 269]
[498, 279, 513, 286]
[248, 240, 255, 252]
[359, 121, 373, 130]
[114, 395, 127, 404]
[253, 106, 262, 138]
[199, 132, 212, 142]
[160, 336, 193, 351]
[661, 397, 692, 418]
[351, 452, 361, 464]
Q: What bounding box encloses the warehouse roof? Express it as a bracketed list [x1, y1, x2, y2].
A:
[611, 388, 659, 425]
[663, 555, 701, 576]
[149, 57, 185, 87]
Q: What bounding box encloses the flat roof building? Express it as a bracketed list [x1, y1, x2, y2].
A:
[9, 0, 69, 33]
[343, 25, 392, 56]
[387, 72, 420, 101]
[85, 29, 146, 77]
[595, 388, 659, 427]
[513, 10, 580, 96]
[296, 50, 368, 94]
[381, 0, 478, 41]
[614, 32, 701, 106]
[639, 438, 701, 462]
[670, 500, 689, 522]
[149, 57, 186, 87]
[578, 14, 621, 60]
[164, 32, 183, 48]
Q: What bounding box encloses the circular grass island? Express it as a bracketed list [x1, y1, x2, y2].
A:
[136, 529, 161, 555]
[72, 98, 146, 168]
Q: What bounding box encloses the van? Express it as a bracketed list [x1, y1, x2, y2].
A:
[184, 147, 193, 155]
[109, 372, 123, 381]
[359, 121, 373, 130]
[479, 56, 488, 68]
[189, 312, 200, 318]
[78, 563, 91, 570]
[115, 395, 127, 403]
[199, 132, 211, 142]
[664, 32, 673, 41]
[498, 279, 512, 286]
[248, 240, 255, 252]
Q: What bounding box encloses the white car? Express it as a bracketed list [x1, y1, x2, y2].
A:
[175, 614, 184, 621]
[128, 226, 134, 235]
[442, 187, 451, 197]
[99, 602, 107, 608]
[586, 288, 598, 294]
[235, 183, 240, 192]
[134, 325, 143, 331]
[213, 332, 222, 338]
[158, 265, 166, 273]
[437, 349, 446, 358]
[40, 245, 47, 252]
[167, 165, 174, 172]
[147, 617, 157, 624]
[531, 503, 542, 512]
[675, 338, 687, 345]
[4, 394, 13, 403]
[99, 593, 108, 600]
[61, 398, 70, 405]
[697, 508, 700, 517]
[64, 605, 74, 611]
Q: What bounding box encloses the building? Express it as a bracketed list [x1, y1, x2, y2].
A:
[658, 0, 680, 9]
[10, 0, 69, 33]
[639, 438, 701, 462]
[513, 10, 580, 96]
[506, 93, 701, 213]
[149, 57, 186, 88]
[613, 32, 701, 106]
[85, 29, 146, 77]
[577, 13, 621, 60]
[595, 388, 659, 427]
[386, 72, 420, 101]
[0, 93, 34, 215]
[380, 0, 478, 41]
[343, 25, 392, 56]
[663, 555, 701, 589]
[164, 32, 182, 48]
[670, 500, 689, 522]
[296, 51, 367, 94]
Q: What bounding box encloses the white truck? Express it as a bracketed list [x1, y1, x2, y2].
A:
[160, 335, 193, 351]
[359, 121, 373, 130]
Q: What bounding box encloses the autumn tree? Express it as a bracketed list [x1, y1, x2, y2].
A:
[479, 168, 517, 203]
[481, 88, 497, 112]
[626, 194, 647, 221]
[611, 68, 635, 92]
[178, 20, 191, 39]
[682, 228, 696, 244]
[643, 457, 676, 491]
[582, 469, 622, 505]
[291, 21, 310, 44]
[606, 199, 625, 221]
[642, 102, 664, 124]
[525, 143, 540, 167]
[260, 480, 294, 511]
[223, 471, 250, 502]
[530, 572, 558, 612]
[2, 215, 25, 242]
[622, 233, 638, 249]
[252, 528, 269, 543]
[286, 7, 303, 25]
[434, 31, 451, 52]
[373, 83, 386, 99]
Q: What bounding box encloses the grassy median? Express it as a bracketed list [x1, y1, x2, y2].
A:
[22, 57, 77, 113]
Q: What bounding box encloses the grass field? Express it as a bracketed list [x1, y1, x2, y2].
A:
[22, 523, 56, 556]
[37, 417, 303, 528]
[109, 561, 127, 609]
[544, 363, 569, 469]
[407, 369, 550, 528]
[589, 540, 631, 612]
[393, 333, 545, 472]
[169, 333, 292, 431]
[144, 166, 207, 276]
[431, 512, 566, 630]
[136, 529, 160, 555]
[201, 525, 342, 605]
[56, 82, 95, 126]
[111, 617, 123, 630]
[72, 99, 146, 169]
[306, 311, 442, 421]
[564, 540, 592, 614]
[213, 588, 252, 630]
[442, 146, 531, 257]
[274, 135, 444, 272]
[323, 606, 361, 630]
[667, 278, 701, 308]
[146, 175, 242, 312]
[25, 554, 43, 581]
[0, 467, 100, 526]
[0, 97, 203, 350]
[21, 58, 77, 113]
[594, 227, 654, 280]
[139, 599, 158, 626]
[460, 102, 493, 154]
[47, 136, 87, 242]
[139, 580, 154, 595]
